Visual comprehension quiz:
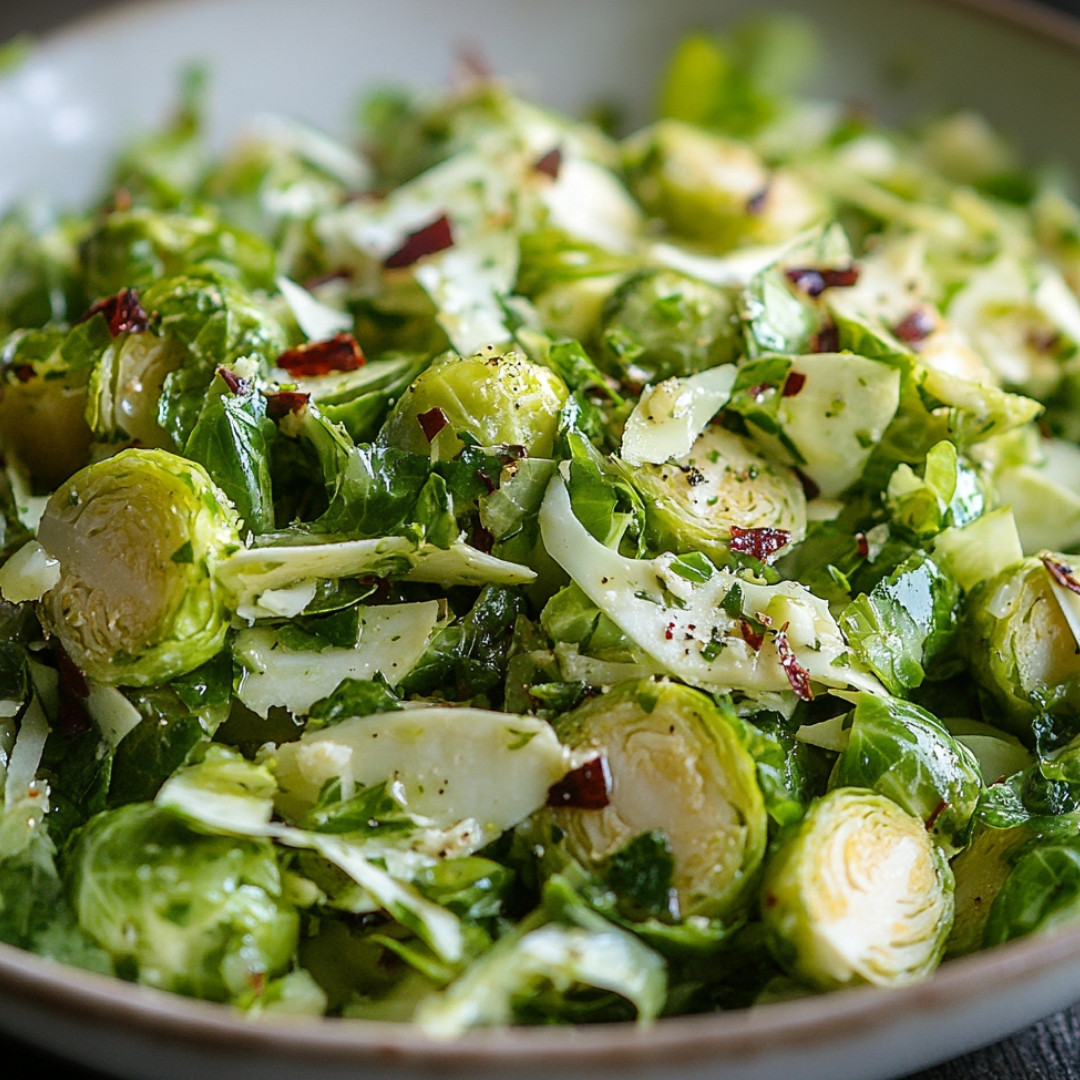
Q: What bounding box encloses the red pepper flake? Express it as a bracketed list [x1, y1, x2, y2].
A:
[1042, 554, 1080, 595]
[665, 621, 676, 641]
[534, 147, 562, 179]
[383, 213, 454, 269]
[276, 333, 365, 378]
[217, 366, 248, 395]
[471, 525, 495, 554]
[1027, 328, 1060, 354]
[795, 469, 820, 500]
[455, 42, 493, 82]
[56, 695, 92, 739]
[745, 382, 775, 400]
[54, 646, 92, 738]
[110, 186, 133, 213]
[264, 390, 311, 421]
[893, 307, 937, 345]
[729, 525, 791, 562]
[775, 623, 814, 701]
[546, 757, 610, 810]
[57, 647, 89, 700]
[785, 268, 827, 297]
[782, 371, 806, 397]
[740, 619, 765, 652]
[13, 364, 35, 383]
[475, 469, 496, 494]
[746, 186, 770, 215]
[785, 265, 860, 298]
[811, 322, 840, 353]
[301, 268, 354, 290]
[823, 266, 860, 288]
[925, 799, 949, 831]
[417, 406, 449, 443]
[79, 288, 149, 336]
[856, 532, 870, 559]
[499, 444, 529, 465]
[357, 575, 393, 604]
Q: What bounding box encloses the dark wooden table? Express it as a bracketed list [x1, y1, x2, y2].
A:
[2, 0, 1080, 1077]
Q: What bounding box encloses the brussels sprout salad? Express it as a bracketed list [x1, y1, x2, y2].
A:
[2, 14, 1080, 1032]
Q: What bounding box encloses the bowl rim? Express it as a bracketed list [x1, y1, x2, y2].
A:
[3, 910, 1080, 1069]
[4, 0, 1080, 1071]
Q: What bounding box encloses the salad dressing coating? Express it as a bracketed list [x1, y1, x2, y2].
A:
[0, 14, 1079, 1032]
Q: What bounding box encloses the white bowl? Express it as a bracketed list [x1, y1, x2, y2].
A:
[2, 1, 1080, 1078]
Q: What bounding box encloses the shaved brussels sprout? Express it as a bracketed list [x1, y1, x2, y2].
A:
[597, 268, 740, 383]
[548, 678, 767, 921]
[626, 425, 807, 561]
[619, 366, 736, 468]
[539, 473, 880, 700]
[36, 448, 241, 685]
[762, 788, 954, 990]
[983, 834, 1080, 948]
[966, 553, 1080, 737]
[272, 706, 573, 853]
[746, 351, 902, 499]
[515, 228, 638, 343]
[67, 802, 298, 1002]
[379, 348, 569, 460]
[79, 207, 277, 297]
[656, 17, 821, 138]
[415, 878, 666, 1034]
[839, 551, 961, 695]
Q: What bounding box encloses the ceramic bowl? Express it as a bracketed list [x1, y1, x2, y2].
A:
[2, 1, 1080, 1078]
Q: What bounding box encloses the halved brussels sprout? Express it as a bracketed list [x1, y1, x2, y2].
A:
[36, 448, 241, 685]
[0, 326, 95, 493]
[87, 273, 289, 453]
[620, 120, 824, 252]
[67, 802, 298, 1003]
[378, 348, 569, 460]
[548, 677, 767, 920]
[965, 553, 1080, 737]
[626, 425, 807, 561]
[88, 324, 185, 451]
[762, 788, 954, 990]
[597, 268, 740, 383]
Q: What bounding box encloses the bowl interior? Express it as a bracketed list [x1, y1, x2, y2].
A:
[2, 1, 1080, 1079]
